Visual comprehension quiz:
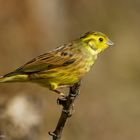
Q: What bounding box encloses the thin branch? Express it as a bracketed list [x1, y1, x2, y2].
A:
[49, 81, 81, 140]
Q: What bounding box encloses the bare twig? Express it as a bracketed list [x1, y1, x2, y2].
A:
[49, 81, 81, 140]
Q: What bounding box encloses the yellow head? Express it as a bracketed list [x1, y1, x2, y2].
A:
[80, 31, 114, 52]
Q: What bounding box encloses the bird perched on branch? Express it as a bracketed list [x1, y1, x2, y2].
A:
[0, 31, 113, 95]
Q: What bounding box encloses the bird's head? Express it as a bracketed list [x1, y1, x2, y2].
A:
[80, 31, 114, 53]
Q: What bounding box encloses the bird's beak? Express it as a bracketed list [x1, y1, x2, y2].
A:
[107, 40, 114, 46]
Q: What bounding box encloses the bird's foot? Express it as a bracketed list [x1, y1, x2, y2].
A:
[53, 89, 64, 96]
[51, 89, 67, 105]
[57, 95, 67, 106]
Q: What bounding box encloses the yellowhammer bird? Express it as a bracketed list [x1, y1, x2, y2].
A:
[0, 31, 113, 94]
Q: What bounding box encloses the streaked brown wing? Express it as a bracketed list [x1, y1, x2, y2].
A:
[14, 44, 78, 73]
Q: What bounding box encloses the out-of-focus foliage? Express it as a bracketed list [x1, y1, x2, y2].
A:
[0, 0, 140, 140]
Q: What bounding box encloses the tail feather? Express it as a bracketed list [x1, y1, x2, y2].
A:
[0, 74, 28, 83]
[3, 70, 22, 77]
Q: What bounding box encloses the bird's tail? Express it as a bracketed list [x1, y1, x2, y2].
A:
[0, 71, 28, 83]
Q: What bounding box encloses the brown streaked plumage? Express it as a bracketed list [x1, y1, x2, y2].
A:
[0, 31, 113, 94]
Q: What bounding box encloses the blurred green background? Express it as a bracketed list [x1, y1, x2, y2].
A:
[0, 0, 140, 140]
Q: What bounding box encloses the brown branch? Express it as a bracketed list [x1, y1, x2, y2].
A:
[49, 81, 81, 140]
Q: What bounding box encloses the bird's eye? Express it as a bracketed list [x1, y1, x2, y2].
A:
[99, 37, 103, 42]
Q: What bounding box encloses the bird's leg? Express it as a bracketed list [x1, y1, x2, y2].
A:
[50, 89, 67, 105]
[53, 89, 65, 97]
[49, 83, 67, 104]
[49, 83, 65, 96]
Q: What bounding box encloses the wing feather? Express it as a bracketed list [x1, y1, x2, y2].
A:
[14, 44, 80, 74]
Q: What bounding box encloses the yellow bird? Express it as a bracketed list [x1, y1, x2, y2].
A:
[0, 31, 113, 94]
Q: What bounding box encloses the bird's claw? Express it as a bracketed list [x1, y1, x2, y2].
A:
[57, 95, 67, 105]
